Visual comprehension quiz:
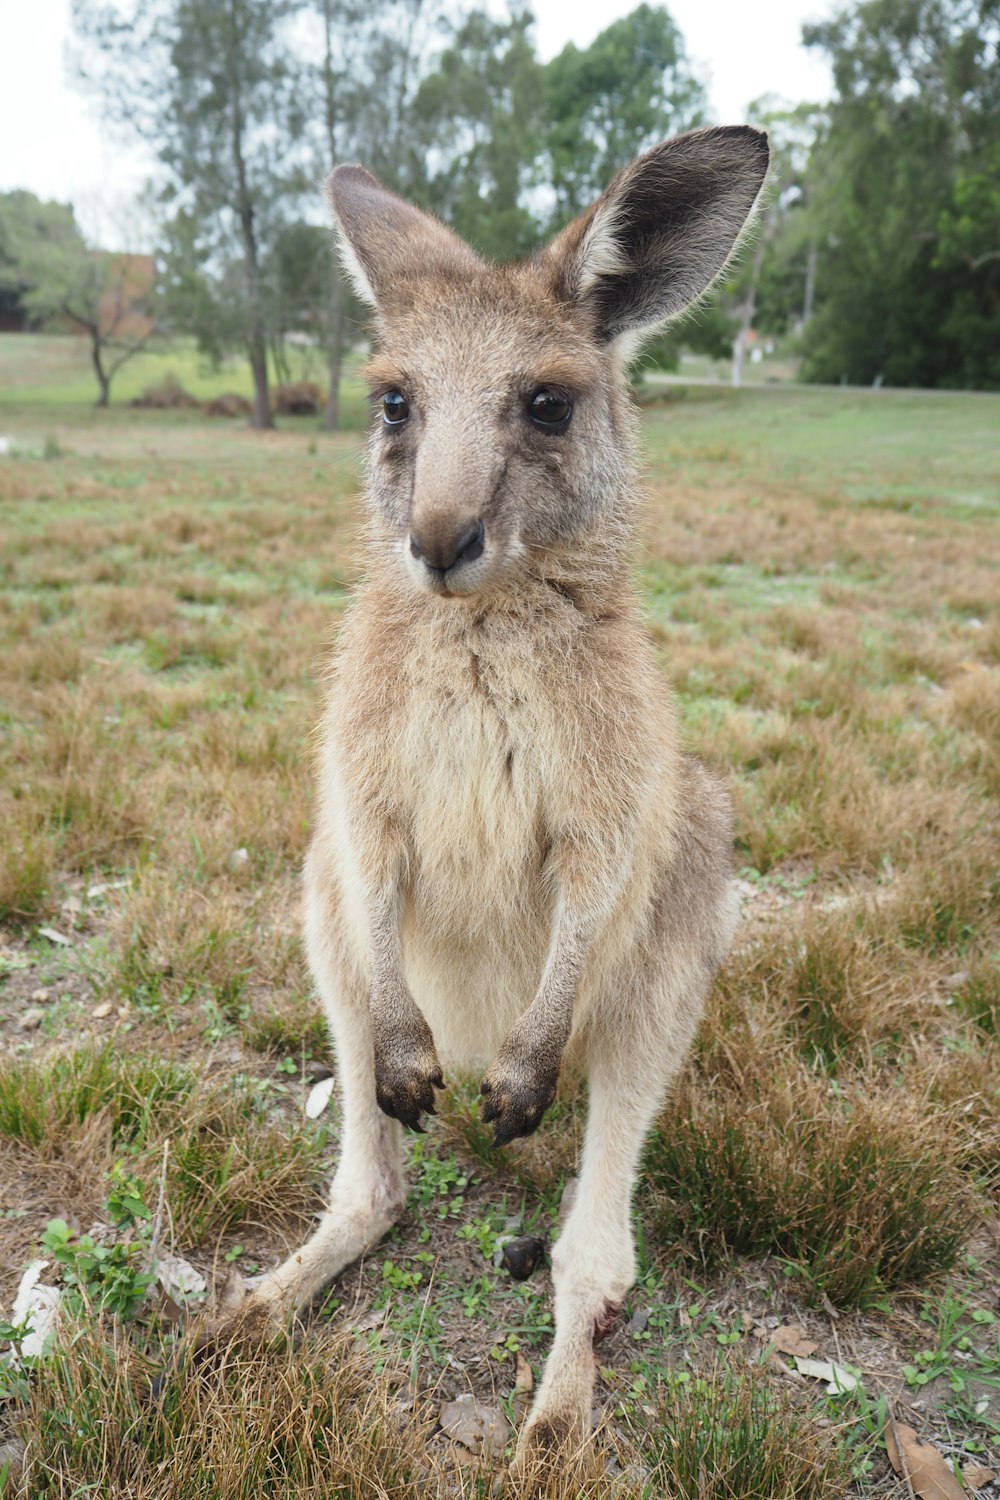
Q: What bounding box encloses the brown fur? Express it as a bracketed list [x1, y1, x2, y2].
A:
[245, 126, 769, 1468]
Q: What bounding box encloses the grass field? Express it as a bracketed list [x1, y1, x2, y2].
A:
[1, 334, 999, 1497]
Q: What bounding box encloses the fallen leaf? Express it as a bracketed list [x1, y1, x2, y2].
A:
[767, 1351, 800, 1379]
[513, 1350, 533, 1395]
[9, 1259, 61, 1361]
[793, 1356, 859, 1394]
[772, 1324, 818, 1358]
[155, 1253, 207, 1303]
[91, 1002, 113, 1019]
[962, 1466, 996, 1491]
[38, 927, 70, 946]
[626, 1307, 650, 1336]
[216, 1267, 246, 1314]
[885, 1420, 964, 1500]
[439, 1395, 510, 1456]
[350, 1306, 387, 1335]
[305, 1075, 335, 1119]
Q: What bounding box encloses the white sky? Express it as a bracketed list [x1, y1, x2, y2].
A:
[0, 0, 836, 244]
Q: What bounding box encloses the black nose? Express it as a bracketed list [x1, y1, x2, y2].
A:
[409, 518, 485, 573]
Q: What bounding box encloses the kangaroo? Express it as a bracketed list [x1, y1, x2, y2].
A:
[243, 126, 769, 1466]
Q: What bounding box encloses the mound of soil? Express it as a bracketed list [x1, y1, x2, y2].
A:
[130, 374, 200, 410]
[203, 393, 252, 418]
[273, 381, 324, 416]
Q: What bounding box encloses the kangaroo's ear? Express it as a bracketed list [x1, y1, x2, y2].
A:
[541, 126, 769, 360]
[326, 165, 482, 308]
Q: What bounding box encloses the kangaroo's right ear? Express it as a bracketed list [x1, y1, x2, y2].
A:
[541, 126, 769, 361]
[326, 165, 482, 308]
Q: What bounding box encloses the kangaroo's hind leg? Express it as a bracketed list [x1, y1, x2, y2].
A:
[515, 772, 738, 1469]
[244, 872, 407, 1331]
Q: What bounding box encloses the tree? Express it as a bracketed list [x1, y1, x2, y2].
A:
[412, 9, 545, 261]
[543, 4, 707, 220]
[72, 0, 308, 428]
[799, 0, 1000, 389]
[0, 191, 157, 406]
[728, 98, 824, 385]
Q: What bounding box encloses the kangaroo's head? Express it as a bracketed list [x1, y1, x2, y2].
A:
[328, 127, 768, 602]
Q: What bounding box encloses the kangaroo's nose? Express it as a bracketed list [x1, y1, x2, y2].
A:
[409, 517, 485, 573]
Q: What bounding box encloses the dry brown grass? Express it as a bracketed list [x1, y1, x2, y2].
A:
[1, 388, 998, 1493]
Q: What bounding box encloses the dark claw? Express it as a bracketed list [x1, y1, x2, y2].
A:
[479, 1069, 556, 1147]
[375, 1065, 444, 1132]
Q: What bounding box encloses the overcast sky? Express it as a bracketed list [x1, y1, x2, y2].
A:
[0, 0, 837, 242]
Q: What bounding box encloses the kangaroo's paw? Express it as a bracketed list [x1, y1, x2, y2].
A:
[480, 1043, 558, 1148]
[373, 1013, 444, 1132]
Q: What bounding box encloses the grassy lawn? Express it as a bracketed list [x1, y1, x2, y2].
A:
[1, 335, 998, 1496]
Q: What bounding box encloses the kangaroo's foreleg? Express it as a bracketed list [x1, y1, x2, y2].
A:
[481, 824, 635, 1145]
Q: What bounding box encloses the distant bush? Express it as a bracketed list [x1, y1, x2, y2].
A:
[130, 373, 200, 410]
[203, 392, 252, 418]
[273, 381, 323, 416]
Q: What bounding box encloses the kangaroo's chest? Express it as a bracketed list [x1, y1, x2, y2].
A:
[397, 642, 547, 888]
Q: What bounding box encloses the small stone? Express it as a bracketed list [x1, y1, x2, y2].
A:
[498, 1235, 546, 1282]
[228, 847, 249, 871]
[91, 1002, 113, 1019]
[626, 1307, 650, 1336]
[19, 1007, 44, 1031]
[30, 988, 50, 1003]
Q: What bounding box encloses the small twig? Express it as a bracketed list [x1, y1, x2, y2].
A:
[886, 1407, 917, 1500]
[149, 1139, 170, 1266]
[830, 1315, 843, 1366]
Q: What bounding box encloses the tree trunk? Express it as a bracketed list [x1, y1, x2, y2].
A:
[324, 266, 345, 431]
[802, 238, 818, 327]
[731, 207, 773, 388]
[228, 0, 273, 430]
[322, 0, 343, 433]
[91, 336, 111, 407]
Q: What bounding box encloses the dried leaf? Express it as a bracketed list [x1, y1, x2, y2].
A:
[962, 1466, 997, 1491]
[155, 1253, 207, 1302]
[513, 1350, 533, 1395]
[10, 1259, 61, 1361]
[305, 1075, 335, 1119]
[793, 1356, 859, 1393]
[350, 1307, 387, 1335]
[772, 1324, 818, 1358]
[38, 927, 70, 946]
[216, 1267, 246, 1314]
[885, 1420, 964, 1500]
[439, 1395, 510, 1456]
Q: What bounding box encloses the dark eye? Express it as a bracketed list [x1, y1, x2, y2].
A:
[382, 390, 409, 426]
[527, 388, 572, 430]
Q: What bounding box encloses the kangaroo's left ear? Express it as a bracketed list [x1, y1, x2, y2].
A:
[541, 126, 769, 361]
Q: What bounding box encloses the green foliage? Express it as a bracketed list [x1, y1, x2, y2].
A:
[40, 1214, 156, 1322]
[413, 9, 544, 260]
[639, 1363, 850, 1498]
[544, 3, 706, 218]
[0, 190, 158, 406]
[799, 0, 1000, 389]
